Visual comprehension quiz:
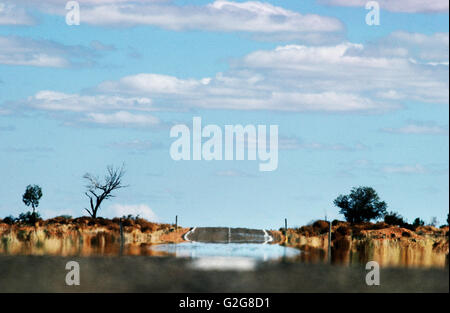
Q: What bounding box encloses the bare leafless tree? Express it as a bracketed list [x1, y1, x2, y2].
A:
[83, 164, 127, 218]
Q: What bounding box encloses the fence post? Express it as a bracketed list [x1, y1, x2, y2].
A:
[328, 221, 332, 263]
[119, 218, 124, 256]
[284, 218, 288, 244]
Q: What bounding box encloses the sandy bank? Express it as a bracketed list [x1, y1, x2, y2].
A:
[0, 217, 189, 256]
[269, 221, 449, 268]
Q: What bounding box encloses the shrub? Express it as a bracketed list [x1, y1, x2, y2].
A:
[412, 218, 425, 228]
[135, 218, 159, 232]
[312, 220, 330, 234]
[384, 211, 407, 227]
[336, 225, 351, 236]
[402, 231, 411, 238]
[2, 215, 16, 225]
[332, 220, 349, 227]
[297, 225, 315, 236]
[44, 215, 73, 225]
[17, 211, 41, 225]
[372, 222, 389, 230]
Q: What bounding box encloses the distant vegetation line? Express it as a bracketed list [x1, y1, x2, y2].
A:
[2, 165, 449, 229]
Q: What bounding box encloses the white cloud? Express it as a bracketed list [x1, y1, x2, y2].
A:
[18, 91, 160, 127]
[319, 0, 449, 13]
[85, 111, 160, 127]
[98, 73, 208, 95]
[382, 164, 428, 174]
[239, 41, 448, 104]
[17, 0, 167, 4]
[358, 31, 449, 65]
[376, 90, 405, 100]
[81, 0, 343, 34]
[92, 38, 447, 111]
[0, 36, 68, 67]
[106, 203, 159, 221]
[18, 0, 343, 42]
[10, 33, 449, 122]
[0, 2, 34, 25]
[27, 91, 154, 112]
[381, 123, 449, 135]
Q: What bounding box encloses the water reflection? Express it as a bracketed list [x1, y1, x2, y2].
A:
[150, 242, 300, 261]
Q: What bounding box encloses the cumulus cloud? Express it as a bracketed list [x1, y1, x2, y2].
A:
[98, 73, 209, 96]
[106, 203, 159, 221]
[238, 41, 448, 104]
[27, 91, 154, 112]
[13, 91, 159, 127]
[16, 0, 343, 42]
[92, 37, 448, 111]
[355, 31, 449, 65]
[318, 0, 449, 13]
[8, 32, 448, 124]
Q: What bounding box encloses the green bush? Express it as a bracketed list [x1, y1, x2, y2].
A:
[2, 215, 16, 225]
[412, 218, 425, 228]
[334, 186, 387, 224]
[17, 211, 41, 225]
[384, 211, 406, 227]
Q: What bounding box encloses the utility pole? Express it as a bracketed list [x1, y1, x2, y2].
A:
[175, 215, 178, 229]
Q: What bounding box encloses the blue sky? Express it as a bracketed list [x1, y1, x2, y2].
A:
[0, 0, 448, 228]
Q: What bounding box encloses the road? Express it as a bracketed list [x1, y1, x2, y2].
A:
[183, 227, 273, 243]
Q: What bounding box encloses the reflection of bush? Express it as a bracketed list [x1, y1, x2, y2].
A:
[17, 230, 31, 241]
